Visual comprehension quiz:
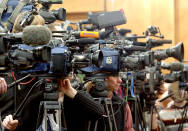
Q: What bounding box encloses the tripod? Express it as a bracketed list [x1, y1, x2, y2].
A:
[129, 95, 147, 131]
[36, 81, 66, 131]
[38, 100, 63, 131]
[88, 98, 117, 131]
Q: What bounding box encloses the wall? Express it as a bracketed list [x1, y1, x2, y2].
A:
[174, 0, 188, 62]
[51, 0, 104, 21]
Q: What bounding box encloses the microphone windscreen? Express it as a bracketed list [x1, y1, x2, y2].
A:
[22, 25, 52, 46]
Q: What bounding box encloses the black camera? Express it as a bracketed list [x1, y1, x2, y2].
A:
[49, 45, 104, 76]
[38, 0, 66, 23]
[51, 8, 66, 21]
[7, 44, 51, 67]
[88, 10, 126, 29]
[120, 51, 155, 70]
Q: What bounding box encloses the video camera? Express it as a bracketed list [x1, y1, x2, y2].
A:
[37, 0, 66, 23]
[154, 42, 184, 61]
[89, 47, 155, 73]
[0, 44, 51, 71]
[87, 10, 126, 29]
[0, 32, 22, 54]
[161, 62, 188, 83]
[49, 43, 104, 76]
[120, 51, 155, 70]
[0, 25, 53, 70]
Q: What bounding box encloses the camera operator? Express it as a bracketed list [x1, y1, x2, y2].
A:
[0, 11, 46, 131]
[2, 71, 105, 131]
[0, 77, 7, 94]
[1, 13, 105, 130]
[58, 72, 105, 131]
[87, 71, 134, 131]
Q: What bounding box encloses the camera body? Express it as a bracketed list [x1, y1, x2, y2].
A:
[38, 0, 66, 23]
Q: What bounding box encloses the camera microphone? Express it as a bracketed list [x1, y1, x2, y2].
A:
[161, 62, 184, 71]
[22, 25, 52, 46]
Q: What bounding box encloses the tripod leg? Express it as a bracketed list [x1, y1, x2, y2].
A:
[135, 97, 138, 131]
[135, 95, 147, 131]
[109, 102, 118, 131]
[104, 102, 113, 131]
[137, 96, 147, 130]
[87, 121, 91, 131]
[41, 101, 64, 131]
[61, 107, 67, 129]
[150, 106, 154, 131]
[0, 113, 4, 131]
[135, 98, 144, 130]
[57, 109, 62, 131]
[94, 120, 98, 131]
[44, 106, 48, 131]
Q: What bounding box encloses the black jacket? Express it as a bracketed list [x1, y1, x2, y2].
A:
[0, 73, 43, 131]
[64, 90, 105, 131]
[112, 92, 126, 131]
[0, 74, 104, 131]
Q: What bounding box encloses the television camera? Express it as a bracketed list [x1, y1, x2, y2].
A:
[37, 0, 66, 23]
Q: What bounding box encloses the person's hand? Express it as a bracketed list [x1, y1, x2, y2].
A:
[58, 79, 77, 99]
[0, 77, 7, 94]
[2, 115, 18, 131]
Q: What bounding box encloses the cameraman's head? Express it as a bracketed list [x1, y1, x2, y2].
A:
[87, 71, 122, 98]
[104, 72, 122, 92]
[12, 11, 45, 33]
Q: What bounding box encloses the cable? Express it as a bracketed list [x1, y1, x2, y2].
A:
[11, 71, 36, 85]
[13, 79, 43, 119]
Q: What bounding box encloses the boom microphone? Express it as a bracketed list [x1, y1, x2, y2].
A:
[161, 62, 184, 71]
[22, 25, 52, 46]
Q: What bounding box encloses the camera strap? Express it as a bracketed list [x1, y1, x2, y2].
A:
[0, 0, 9, 22]
[5, 0, 31, 29]
[126, 72, 135, 98]
[0, 0, 31, 30]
